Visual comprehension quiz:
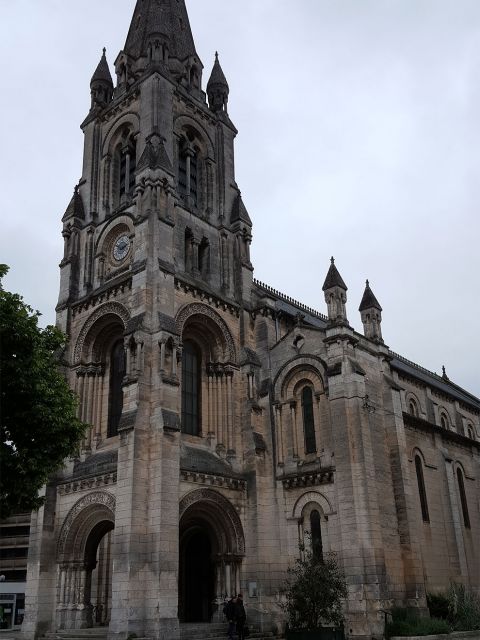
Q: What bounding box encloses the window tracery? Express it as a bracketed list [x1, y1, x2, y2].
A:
[456, 467, 470, 529]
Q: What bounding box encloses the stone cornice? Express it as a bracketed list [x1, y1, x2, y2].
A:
[71, 275, 132, 318]
[57, 471, 117, 495]
[403, 412, 480, 451]
[180, 469, 246, 492]
[279, 466, 335, 490]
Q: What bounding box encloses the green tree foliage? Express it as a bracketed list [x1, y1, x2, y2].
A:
[282, 542, 348, 631]
[0, 265, 86, 517]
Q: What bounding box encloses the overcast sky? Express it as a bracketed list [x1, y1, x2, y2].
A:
[1, 0, 479, 395]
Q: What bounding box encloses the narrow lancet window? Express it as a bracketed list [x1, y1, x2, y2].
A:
[302, 387, 316, 454]
[415, 454, 429, 522]
[310, 510, 323, 560]
[456, 468, 470, 529]
[182, 340, 201, 436]
[108, 340, 126, 437]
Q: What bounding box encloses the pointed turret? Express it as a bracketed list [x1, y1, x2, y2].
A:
[90, 48, 113, 109]
[62, 185, 85, 222]
[207, 52, 229, 113]
[322, 257, 349, 326]
[359, 280, 383, 342]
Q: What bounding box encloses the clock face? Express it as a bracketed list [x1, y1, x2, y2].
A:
[113, 234, 131, 262]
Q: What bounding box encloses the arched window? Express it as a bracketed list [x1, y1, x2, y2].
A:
[112, 131, 137, 208]
[108, 340, 126, 437]
[456, 468, 470, 529]
[414, 454, 429, 523]
[440, 413, 448, 430]
[310, 510, 323, 560]
[466, 425, 475, 440]
[409, 399, 418, 417]
[182, 340, 201, 436]
[301, 387, 316, 454]
[178, 139, 198, 206]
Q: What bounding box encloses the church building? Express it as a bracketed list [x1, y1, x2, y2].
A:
[22, 1, 480, 639]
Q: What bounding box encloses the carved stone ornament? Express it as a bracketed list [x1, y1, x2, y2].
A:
[57, 491, 116, 559]
[74, 302, 130, 363]
[179, 488, 245, 554]
[175, 303, 237, 362]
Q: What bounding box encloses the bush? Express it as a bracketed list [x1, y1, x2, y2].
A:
[386, 617, 450, 637]
[281, 544, 347, 631]
[447, 584, 480, 631]
[427, 593, 450, 621]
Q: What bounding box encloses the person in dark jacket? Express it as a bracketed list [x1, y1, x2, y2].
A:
[234, 593, 247, 640]
[224, 596, 237, 639]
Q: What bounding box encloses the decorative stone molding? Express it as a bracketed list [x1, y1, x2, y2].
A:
[280, 467, 335, 490]
[57, 473, 117, 496]
[179, 488, 245, 554]
[175, 302, 237, 362]
[57, 491, 115, 559]
[74, 302, 130, 363]
[180, 470, 246, 492]
[292, 490, 334, 519]
[71, 278, 132, 318]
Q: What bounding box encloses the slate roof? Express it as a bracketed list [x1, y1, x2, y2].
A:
[359, 280, 382, 312]
[181, 445, 244, 479]
[322, 258, 347, 291]
[62, 186, 85, 222]
[231, 193, 252, 226]
[124, 0, 200, 63]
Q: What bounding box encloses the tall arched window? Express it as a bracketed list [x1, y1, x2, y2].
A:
[310, 510, 323, 560]
[414, 454, 429, 523]
[113, 132, 137, 208]
[182, 340, 201, 436]
[301, 387, 316, 454]
[440, 413, 448, 430]
[108, 340, 126, 437]
[456, 468, 470, 529]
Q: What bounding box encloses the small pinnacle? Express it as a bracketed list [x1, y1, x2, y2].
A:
[442, 365, 446, 376]
[366, 279, 370, 287]
[215, 51, 219, 60]
[74, 184, 79, 195]
[103, 47, 106, 56]
[331, 257, 335, 265]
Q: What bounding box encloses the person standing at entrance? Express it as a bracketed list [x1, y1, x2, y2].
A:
[224, 596, 237, 639]
[235, 593, 247, 640]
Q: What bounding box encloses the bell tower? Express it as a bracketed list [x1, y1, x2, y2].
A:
[23, 2, 256, 640]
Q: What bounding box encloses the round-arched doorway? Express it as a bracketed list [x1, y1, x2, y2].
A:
[84, 521, 114, 626]
[178, 490, 246, 624]
[56, 492, 115, 630]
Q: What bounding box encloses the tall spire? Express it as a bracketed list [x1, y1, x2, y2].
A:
[124, 0, 200, 62]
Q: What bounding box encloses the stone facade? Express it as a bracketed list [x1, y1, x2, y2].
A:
[22, 2, 479, 640]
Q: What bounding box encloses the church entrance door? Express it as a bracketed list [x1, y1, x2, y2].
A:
[179, 525, 215, 622]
